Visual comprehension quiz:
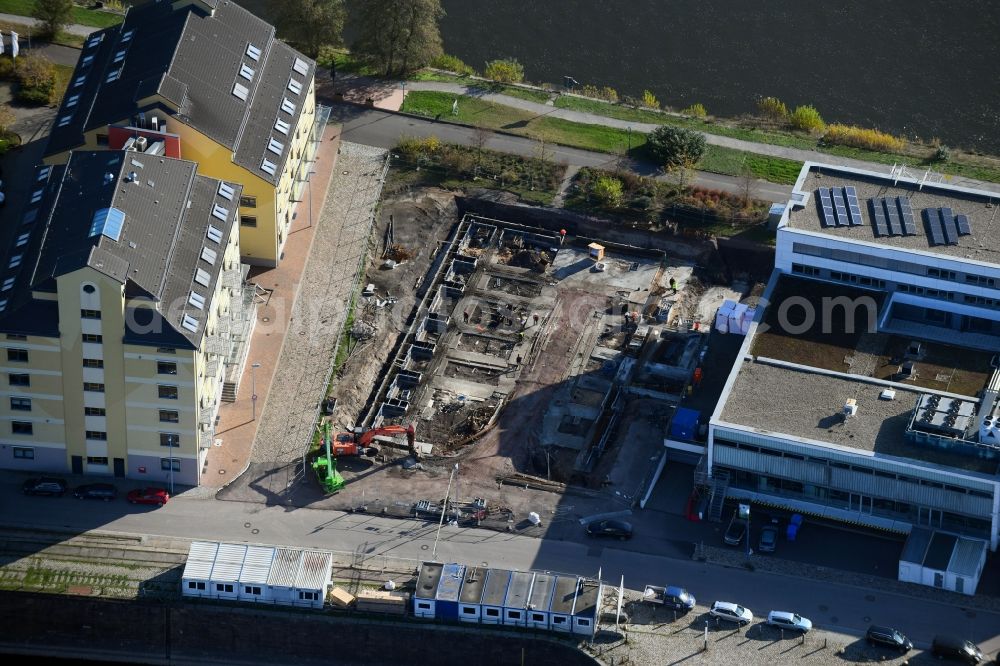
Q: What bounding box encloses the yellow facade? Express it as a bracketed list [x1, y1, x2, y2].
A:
[44, 82, 317, 268]
[1, 221, 240, 486]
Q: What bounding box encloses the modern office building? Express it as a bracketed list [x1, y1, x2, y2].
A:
[43, 0, 323, 267]
[0, 150, 255, 486]
[707, 162, 1000, 554]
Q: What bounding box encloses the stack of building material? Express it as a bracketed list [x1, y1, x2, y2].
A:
[356, 589, 409, 615]
[328, 586, 356, 609]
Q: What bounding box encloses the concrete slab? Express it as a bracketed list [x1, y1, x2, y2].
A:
[550, 247, 660, 291]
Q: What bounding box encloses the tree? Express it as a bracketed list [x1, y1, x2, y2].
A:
[483, 58, 524, 84]
[592, 176, 624, 207]
[471, 124, 492, 168]
[789, 105, 825, 133]
[271, 0, 345, 58]
[32, 0, 73, 38]
[647, 125, 706, 170]
[353, 0, 444, 77]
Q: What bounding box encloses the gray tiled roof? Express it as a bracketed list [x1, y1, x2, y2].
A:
[44, 0, 314, 186]
[0, 151, 239, 347]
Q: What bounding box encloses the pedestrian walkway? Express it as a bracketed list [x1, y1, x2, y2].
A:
[195, 124, 341, 491]
[343, 76, 1000, 194]
[229, 141, 390, 499]
[0, 12, 99, 37]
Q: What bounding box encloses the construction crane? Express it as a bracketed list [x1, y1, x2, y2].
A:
[312, 422, 345, 494]
[332, 423, 418, 459]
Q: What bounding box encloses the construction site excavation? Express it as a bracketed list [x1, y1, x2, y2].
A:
[316, 190, 741, 534]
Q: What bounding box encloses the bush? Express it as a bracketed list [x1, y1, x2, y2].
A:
[757, 96, 788, 120]
[822, 124, 906, 153]
[641, 90, 660, 109]
[431, 53, 475, 76]
[789, 105, 825, 133]
[682, 103, 707, 118]
[483, 58, 524, 84]
[397, 135, 442, 161]
[647, 125, 706, 169]
[14, 54, 56, 107]
[592, 175, 624, 207]
[579, 84, 618, 102]
[0, 56, 15, 81]
[934, 144, 951, 162]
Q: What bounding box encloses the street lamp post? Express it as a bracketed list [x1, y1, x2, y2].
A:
[432, 463, 459, 561]
[250, 362, 261, 421]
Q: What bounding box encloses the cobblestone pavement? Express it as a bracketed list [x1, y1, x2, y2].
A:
[235, 142, 388, 498]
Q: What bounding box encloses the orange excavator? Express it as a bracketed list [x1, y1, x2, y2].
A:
[332, 423, 417, 459]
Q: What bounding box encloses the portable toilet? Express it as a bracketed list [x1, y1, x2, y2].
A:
[458, 566, 487, 623]
[414, 562, 443, 618]
[502, 571, 535, 626]
[479, 569, 511, 624]
[208, 543, 246, 600]
[526, 572, 556, 629]
[571, 579, 601, 636]
[237, 545, 275, 603]
[181, 541, 218, 598]
[434, 563, 466, 621]
[548, 575, 578, 632]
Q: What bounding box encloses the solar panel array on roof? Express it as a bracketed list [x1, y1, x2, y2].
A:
[940, 207, 958, 244]
[897, 196, 917, 234]
[884, 198, 902, 235]
[870, 198, 889, 237]
[924, 208, 947, 246]
[843, 186, 864, 225]
[955, 214, 971, 236]
[816, 188, 835, 227]
[869, 197, 919, 237]
[832, 188, 849, 226]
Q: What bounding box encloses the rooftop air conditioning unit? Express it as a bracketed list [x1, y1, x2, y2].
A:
[134, 136, 148, 151]
[843, 398, 858, 417]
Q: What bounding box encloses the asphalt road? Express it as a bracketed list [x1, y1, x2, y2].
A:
[1, 484, 996, 658]
[328, 105, 795, 203]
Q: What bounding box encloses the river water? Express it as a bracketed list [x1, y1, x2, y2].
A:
[439, 0, 1000, 153]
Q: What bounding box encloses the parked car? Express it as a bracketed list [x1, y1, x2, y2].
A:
[709, 601, 753, 626]
[127, 488, 169, 506]
[758, 525, 778, 553]
[865, 625, 912, 654]
[586, 519, 633, 540]
[724, 510, 747, 546]
[931, 635, 983, 664]
[22, 477, 68, 496]
[73, 483, 118, 501]
[766, 610, 812, 633]
[661, 585, 696, 611]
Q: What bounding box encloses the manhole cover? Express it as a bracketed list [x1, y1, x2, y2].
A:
[420, 544, 428, 551]
[251, 529, 259, 535]
[244, 522, 252, 528]
[262, 317, 270, 322]
[864, 594, 876, 602]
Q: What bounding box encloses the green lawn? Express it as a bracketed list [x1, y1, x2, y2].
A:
[698, 145, 803, 185]
[0, 0, 123, 28]
[554, 95, 670, 124]
[486, 84, 552, 104]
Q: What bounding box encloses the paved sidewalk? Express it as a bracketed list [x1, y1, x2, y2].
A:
[228, 141, 389, 499]
[196, 124, 341, 491]
[0, 12, 100, 37]
[344, 76, 1000, 194]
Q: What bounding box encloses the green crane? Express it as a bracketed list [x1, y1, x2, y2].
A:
[312, 421, 345, 493]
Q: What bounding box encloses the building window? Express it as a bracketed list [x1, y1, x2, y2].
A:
[7, 348, 28, 362]
[157, 361, 178, 375]
[298, 591, 317, 601]
[507, 611, 521, 620]
[96, 134, 109, 146]
[159, 410, 179, 423]
[158, 385, 178, 400]
[85, 430, 107, 441]
[485, 608, 499, 617]
[84, 407, 106, 416]
[12, 421, 33, 435]
[82, 334, 103, 343]
[239, 195, 256, 208]
[462, 606, 477, 615]
[240, 215, 257, 228]
[13, 446, 34, 459]
[9, 373, 29, 387]
[87, 456, 108, 465]
[6, 334, 26, 341]
[81, 309, 101, 319]
[578, 619, 591, 627]
[532, 613, 545, 622]
[215, 583, 234, 593]
[160, 458, 180, 471]
[244, 586, 262, 595]
[552, 616, 566, 625]
[83, 358, 104, 368]
[160, 433, 180, 447]
[83, 382, 105, 392]
[157, 347, 176, 354]
[10, 397, 31, 411]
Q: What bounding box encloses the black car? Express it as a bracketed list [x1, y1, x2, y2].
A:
[73, 483, 118, 501]
[22, 477, 68, 496]
[865, 625, 912, 653]
[724, 510, 747, 546]
[758, 525, 778, 553]
[931, 635, 983, 664]
[586, 519, 633, 540]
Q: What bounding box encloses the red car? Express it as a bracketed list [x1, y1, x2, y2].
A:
[127, 487, 169, 506]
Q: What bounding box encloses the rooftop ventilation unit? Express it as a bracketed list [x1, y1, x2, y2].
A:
[134, 136, 148, 152]
[843, 398, 858, 417]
